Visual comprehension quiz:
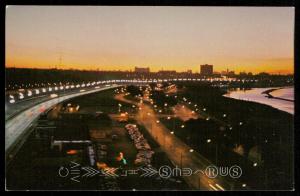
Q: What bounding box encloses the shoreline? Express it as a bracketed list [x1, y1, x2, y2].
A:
[224, 87, 294, 115]
[261, 87, 293, 102]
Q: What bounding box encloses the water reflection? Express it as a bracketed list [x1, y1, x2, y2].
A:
[224, 87, 294, 115]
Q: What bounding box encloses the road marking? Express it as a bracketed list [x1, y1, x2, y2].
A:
[209, 183, 219, 191]
[215, 183, 225, 191]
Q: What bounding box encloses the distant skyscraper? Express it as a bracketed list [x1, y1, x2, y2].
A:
[200, 64, 213, 75]
[134, 67, 150, 73]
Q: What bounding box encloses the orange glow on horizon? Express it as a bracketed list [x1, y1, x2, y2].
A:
[6, 6, 294, 75]
[5, 57, 294, 75]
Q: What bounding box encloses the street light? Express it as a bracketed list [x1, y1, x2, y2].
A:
[118, 103, 122, 113]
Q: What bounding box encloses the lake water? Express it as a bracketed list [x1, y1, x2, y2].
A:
[224, 87, 294, 115]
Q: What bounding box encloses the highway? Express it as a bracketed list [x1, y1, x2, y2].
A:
[115, 93, 234, 191]
[5, 84, 120, 153]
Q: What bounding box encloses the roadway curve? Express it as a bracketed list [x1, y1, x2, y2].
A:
[5, 85, 120, 152]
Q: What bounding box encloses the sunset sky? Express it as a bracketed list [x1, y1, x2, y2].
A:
[6, 6, 294, 74]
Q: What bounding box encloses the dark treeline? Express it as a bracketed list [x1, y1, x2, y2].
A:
[5, 68, 130, 86]
[5, 68, 293, 89]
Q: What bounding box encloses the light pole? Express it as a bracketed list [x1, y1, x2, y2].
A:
[118, 103, 122, 113]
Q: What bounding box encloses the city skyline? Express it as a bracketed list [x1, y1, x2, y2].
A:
[6, 6, 294, 74]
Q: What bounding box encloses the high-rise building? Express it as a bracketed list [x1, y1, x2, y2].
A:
[200, 64, 213, 75]
[134, 67, 150, 73]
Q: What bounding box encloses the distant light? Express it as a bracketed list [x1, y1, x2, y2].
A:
[242, 184, 247, 187]
[9, 99, 15, 103]
[203, 108, 206, 111]
[156, 120, 160, 124]
[189, 149, 194, 152]
[19, 94, 24, 99]
[223, 114, 227, 117]
[80, 89, 86, 92]
[167, 116, 171, 120]
[50, 94, 58, 98]
[206, 118, 210, 121]
[181, 125, 185, 128]
[253, 162, 258, 167]
[207, 139, 211, 143]
[170, 131, 174, 134]
[95, 86, 100, 89]
[239, 122, 243, 125]
[9, 95, 14, 99]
